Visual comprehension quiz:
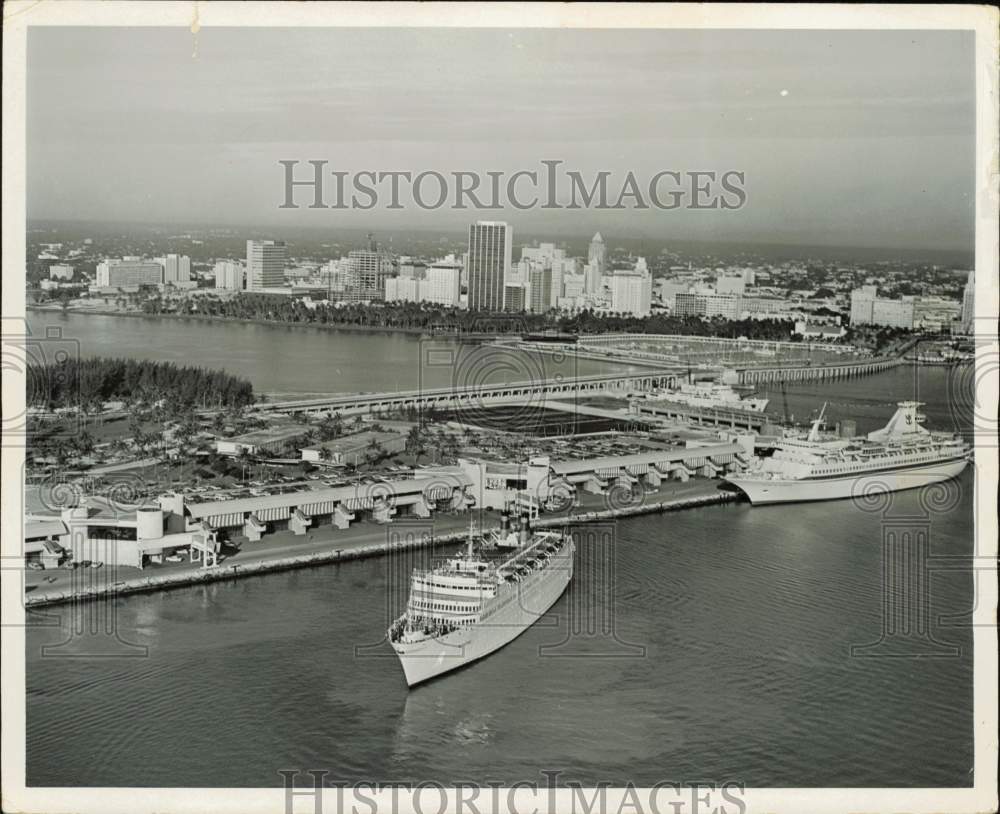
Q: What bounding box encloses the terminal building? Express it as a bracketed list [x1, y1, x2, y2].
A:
[25, 496, 219, 571]
[23, 440, 751, 571]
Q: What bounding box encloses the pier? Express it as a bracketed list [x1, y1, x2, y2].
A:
[23, 488, 742, 609]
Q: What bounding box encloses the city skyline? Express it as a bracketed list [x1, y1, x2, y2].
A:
[27, 27, 975, 253]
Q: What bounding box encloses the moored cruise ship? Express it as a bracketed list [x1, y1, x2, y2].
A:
[388, 515, 574, 687]
[646, 381, 769, 413]
[724, 401, 970, 504]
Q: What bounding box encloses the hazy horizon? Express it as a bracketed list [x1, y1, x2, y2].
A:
[28, 27, 976, 254]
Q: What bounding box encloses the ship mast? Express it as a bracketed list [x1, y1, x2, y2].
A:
[808, 402, 828, 442]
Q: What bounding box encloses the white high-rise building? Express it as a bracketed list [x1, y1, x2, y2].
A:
[961, 271, 975, 333]
[423, 264, 462, 307]
[850, 285, 878, 325]
[467, 221, 511, 311]
[850, 285, 914, 329]
[246, 240, 287, 290]
[164, 254, 191, 284]
[611, 270, 652, 317]
[214, 260, 245, 290]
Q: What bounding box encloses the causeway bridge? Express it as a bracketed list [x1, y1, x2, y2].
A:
[734, 356, 902, 384]
[252, 371, 680, 417]
[249, 357, 902, 418]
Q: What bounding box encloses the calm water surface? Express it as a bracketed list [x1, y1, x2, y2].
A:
[25, 312, 631, 394]
[23, 317, 976, 786]
[26, 473, 974, 787]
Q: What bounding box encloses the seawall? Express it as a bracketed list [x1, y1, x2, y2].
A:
[23, 491, 741, 609]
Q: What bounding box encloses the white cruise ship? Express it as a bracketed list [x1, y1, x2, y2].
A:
[724, 401, 970, 505]
[388, 516, 574, 687]
[646, 381, 769, 413]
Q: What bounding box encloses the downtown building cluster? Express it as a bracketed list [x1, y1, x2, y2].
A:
[210, 222, 656, 317]
[74, 225, 973, 333]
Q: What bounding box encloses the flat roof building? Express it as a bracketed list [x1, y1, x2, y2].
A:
[246, 240, 287, 291]
[467, 221, 511, 311]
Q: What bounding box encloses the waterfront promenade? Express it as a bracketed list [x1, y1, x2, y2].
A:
[23, 478, 735, 607]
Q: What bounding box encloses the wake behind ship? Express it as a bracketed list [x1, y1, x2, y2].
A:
[724, 401, 970, 505]
[388, 513, 574, 687]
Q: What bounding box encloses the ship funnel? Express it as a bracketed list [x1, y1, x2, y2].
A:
[500, 506, 510, 533]
[519, 509, 530, 545]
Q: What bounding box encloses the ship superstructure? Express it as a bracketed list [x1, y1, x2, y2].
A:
[646, 381, 769, 413]
[724, 401, 970, 504]
[389, 510, 574, 687]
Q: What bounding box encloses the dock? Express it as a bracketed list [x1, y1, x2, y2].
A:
[22, 489, 741, 609]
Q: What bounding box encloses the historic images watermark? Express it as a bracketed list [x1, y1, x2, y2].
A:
[278, 160, 748, 212]
[1, 320, 81, 446]
[278, 770, 747, 814]
[848, 475, 988, 659]
[17, 467, 151, 659]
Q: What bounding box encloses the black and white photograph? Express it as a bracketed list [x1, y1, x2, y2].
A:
[1, 4, 997, 814]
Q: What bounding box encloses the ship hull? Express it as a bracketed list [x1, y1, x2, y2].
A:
[391, 543, 573, 687]
[726, 457, 969, 505]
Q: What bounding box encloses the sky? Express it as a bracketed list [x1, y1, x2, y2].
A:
[27, 27, 976, 252]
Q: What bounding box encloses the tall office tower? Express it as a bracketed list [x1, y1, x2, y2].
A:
[467, 221, 511, 311]
[529, 266, 553, 313]
[961, 271, 975, 333]
[246, 240, 287, 290]
[586, 232, 606, 293]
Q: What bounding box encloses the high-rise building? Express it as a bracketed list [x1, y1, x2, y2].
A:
[587, 232, 606, 294]
[214, 260, 245, 290]
[961, 271, 975, 333]
[467, 221, 511, 311]
[423, 264, 462, 307]
[529, 266, 553, 313]
[849, 285, 878, 325]
[246, 240, 287, 290]
[611, 270, 652, 317]
[164, 254, 191, 284]
[871, 298, 915, 330]
[504, 283, 527, 312]
[343, 248, 394, 301]
[850, 285, 914, 329]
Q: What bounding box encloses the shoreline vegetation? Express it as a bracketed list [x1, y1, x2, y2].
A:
[27, 295, 807, 342]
